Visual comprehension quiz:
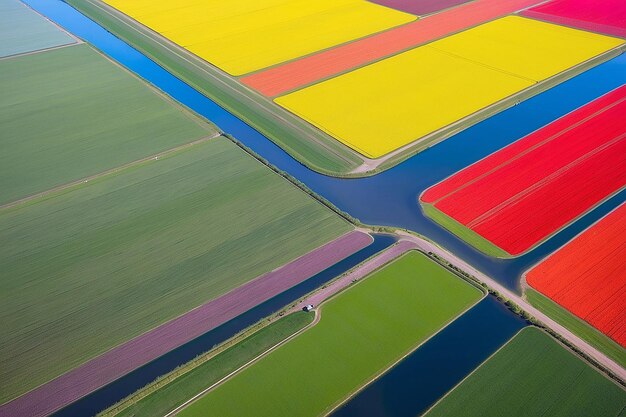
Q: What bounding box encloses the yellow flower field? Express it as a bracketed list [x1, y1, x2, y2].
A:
[103, 0, 415, 75]
[276, 16, 623, 158]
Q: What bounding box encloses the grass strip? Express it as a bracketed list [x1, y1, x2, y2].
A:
[65, 0, 362, 176]
[102, 312, 314, 417]
[421, 203, 510, 258]
[179, 251, 482, 417]
[525, 288, 626, 368]
[425, 327, 626, 417]
[0, 137, 349, 402]
[0, 43, 216, 205]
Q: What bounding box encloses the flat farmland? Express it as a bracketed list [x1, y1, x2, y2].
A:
[0, 0, 75, 57]
[275, 17, 622, 158]
[522, 0, 626, 38]
[242, 0, 544, 96]
[109, 312, 315, 417]
[0, 137, 350, 403]
[425, 328, 626, 417]
[178, 251, 482, 417]
[421, 85, 626, 255]
[0, 44, 215, 205]
[101, 0, 414, 76]
[526, 203, 626, 347]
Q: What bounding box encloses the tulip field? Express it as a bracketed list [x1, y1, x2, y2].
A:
[275, 16, 621, 158]
[522, 0, 626, 38]
[101, 0, 414, 76]
[2, 1, 625, 417]
[422, 85, 626, 255]
[526, 203, 626, 347]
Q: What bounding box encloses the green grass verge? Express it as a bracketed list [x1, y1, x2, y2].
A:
[65, 0, 363, 176]
[425, 327, 626, 417]
[0, 43, 216, 205]
[179, 251, 483, 417]
[525, 288, 626, 369]
[103, 312, 314, 417]
[0, 137, 350, 403]
[421, 203, 511, 258]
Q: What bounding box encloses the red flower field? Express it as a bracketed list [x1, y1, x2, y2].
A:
[526, 203, 626, 347]
[421, 85, 626, 255]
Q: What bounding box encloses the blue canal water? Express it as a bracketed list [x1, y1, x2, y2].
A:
[51, 234, 397, 417]
[28, 0, 626, 292]
[331, 296, 527, 417]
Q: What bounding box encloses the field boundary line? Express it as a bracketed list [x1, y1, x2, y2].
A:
[426, 90, 626, 205]
[322, 260, 486, 417]
[164, 310, 322, 417]
[0, 229, 369, 415]
[395, 231, 626, 382]
[467, 133, 626, 229]
[168, 241, 415, 415]
[20, 0, 84, 45]
[420, 327, 527, 416]
[0, 41, 81, 61]
[520, 201, 626, 275]
[0, 133, 220, 211]
[75, 0, 363, 172]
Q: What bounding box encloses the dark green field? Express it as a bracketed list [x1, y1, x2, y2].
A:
[106, 312, 314, 417]
[0, 137, 350, 403]
[425, 327, 626, 417]
[526, 288, 626, 368]
[179, 251, 482, 417]
[0, 43, 215, 205]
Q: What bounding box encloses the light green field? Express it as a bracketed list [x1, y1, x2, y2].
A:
[0, 43, 215, 205]
[105, 312, 314, 417]
[425, 327, 626, 417]
[421, 203, 511, 258]
[0, 137, 350, 403]
[0, 0, 75, 57]
[526, 288, 626, 368]
[179, 251, 482, 417]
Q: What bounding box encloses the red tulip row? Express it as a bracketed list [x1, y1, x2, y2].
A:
[526, 203, 626, 347]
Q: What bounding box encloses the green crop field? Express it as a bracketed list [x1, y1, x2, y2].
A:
[0, 43, 216, 205]
[65, 0, 364, 176]
[107, 312, 314, 417]
[179, 251, 483, 417]
[0, 137, 350, 403]
[425, 327, 626, 417]
[0, 0, 75, 57]
[526, 288, 626, 368]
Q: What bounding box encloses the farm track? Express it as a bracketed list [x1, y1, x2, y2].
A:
[393, 231, 626, 382]
[0, 133, 220, 211]
[0, 231, 371, 417]
[168, 231, 624, 416]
